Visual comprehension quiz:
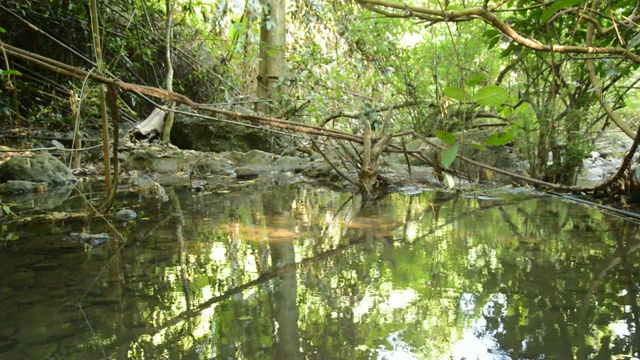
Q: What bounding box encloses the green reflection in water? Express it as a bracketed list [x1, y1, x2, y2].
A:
[0, 184, 639, 359]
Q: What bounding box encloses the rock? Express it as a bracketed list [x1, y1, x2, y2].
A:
[51, 140, 65, 150]
[419, 129, 518, 183]
[64, 232, 109, 247]
[123, 148, 189, 173]
[274, 156, 310, 173]
[170, 105, 291, 153]
[0, 153, 76, 186]
[0, 180, 48, 195]
[128, 174, 169, 202]
[192, 156, 232, 176]
[114, 209, 137, 221]
[235, 167, 260, 180]
[129, 174, 157, 189]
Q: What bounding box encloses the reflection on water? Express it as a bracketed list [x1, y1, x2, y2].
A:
[1, 184, 639, 359]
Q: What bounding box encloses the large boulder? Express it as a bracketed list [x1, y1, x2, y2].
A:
[169, 106, 291, 153]
[0, 152, 76, 186]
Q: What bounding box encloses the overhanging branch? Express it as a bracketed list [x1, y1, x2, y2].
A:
[355, 0, 640, 64]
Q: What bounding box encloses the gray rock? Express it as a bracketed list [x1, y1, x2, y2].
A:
[51, 140, 65, 150]
[0, 184, 73, 210]
[114, 209, 137, 221]
[65, 232, 109, 247]
[129, 174, 156, 189]
[128, 174, 169, 202]
[170, 105, 291, 153]
[274, 156, 310, 172]
[0, 153, 76, 186]
[0, 180, 48, 195]
[235, 167, 260, 180]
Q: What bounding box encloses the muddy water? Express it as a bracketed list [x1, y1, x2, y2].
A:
[0, 183, 638, 359]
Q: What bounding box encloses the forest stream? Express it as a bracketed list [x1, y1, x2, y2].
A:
[0, 182, 638, 359]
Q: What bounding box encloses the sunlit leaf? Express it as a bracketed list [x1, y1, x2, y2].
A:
[444, 173, 456, 188]
[446, 4, 465, 11]
[466, 74, 486, 87]
[441, 144, 458, 169]
[484, 169, 494, 180]
[435, 130, 456, 145]
[540, 0, 584, 23]
[443, 86, 470, 101]
[192, 275, 209, 290]
[475, 85, 509, 106]
[485, 131, 515, 146]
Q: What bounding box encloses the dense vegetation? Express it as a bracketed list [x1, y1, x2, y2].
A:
[1, 0, 639, 190]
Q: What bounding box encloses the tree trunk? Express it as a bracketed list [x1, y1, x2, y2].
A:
[256, 0, 287, 114]
[161, 0, 176, 143]
[89, 0, 111, 199]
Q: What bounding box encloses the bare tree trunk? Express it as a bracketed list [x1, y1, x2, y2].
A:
[358, 108, 392, 196]
[161, 0, 175, 143]
[256, 0, 287, 114]
[89, 0, 111, 199]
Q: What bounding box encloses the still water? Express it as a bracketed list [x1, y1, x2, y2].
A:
[0, 183, 639, 359]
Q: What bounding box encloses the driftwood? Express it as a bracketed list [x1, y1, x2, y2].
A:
[133, 108, 166, 136]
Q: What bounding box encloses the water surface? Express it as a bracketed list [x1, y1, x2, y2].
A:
[0, 183, 638, 359]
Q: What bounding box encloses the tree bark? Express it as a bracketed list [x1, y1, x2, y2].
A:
[161, 0, 176, 143]
[256, 0, 287, 114]
[89, 0, 111, 199]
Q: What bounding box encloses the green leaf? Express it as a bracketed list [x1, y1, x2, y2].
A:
[435, 130, 456, 145]
[629, 32, 640, 49]
[470, 142, 486, 150]
[441, 144, 458, 169]
[2, 205, 10, 214]
[475, 85, 509, 106]
[540, 0, 584, 23]
[192, 275, 209, 290]
[485, 131, 515, 146]
[443, 86, 470, 101]
[1, 69, 22, 77]
[466, 74, 486, 87]
[446, 4, 465, 11]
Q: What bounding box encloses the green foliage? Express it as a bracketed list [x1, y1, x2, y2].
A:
[435, 130, 456, 145]
[443, 86, 470, 102]
[2, 0, 638, 186]
[485, 131, 515, 146]
[540, 0, 585, 23]
[1, 69, 21, 77]
[440, 144, 458, 169]
[474, 85, 509, 107]
[1, 202, 15, 217]
[466, 73, 486, 87]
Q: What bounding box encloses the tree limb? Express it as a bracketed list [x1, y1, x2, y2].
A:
[355, 0, 640, 63]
